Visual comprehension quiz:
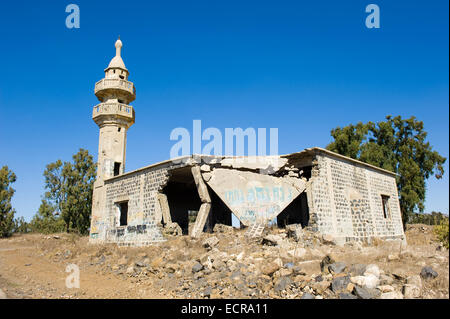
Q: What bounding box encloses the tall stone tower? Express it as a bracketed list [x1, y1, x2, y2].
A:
[90, 37, 136, 242]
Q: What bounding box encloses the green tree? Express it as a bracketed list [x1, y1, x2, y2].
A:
[327, 115, 446, 226]
[0, 166, 16, 237]
[30, 199, 65, 234]
[13, 216, 31, 234]
[41, 149, 96, 235]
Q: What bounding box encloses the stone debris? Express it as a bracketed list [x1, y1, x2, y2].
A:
[162, 222, 182, 237]
[202, 236, 219, 250]
[420, 266, 438, 280]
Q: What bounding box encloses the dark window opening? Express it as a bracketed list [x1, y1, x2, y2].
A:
[118, 127, 121, 132]
[381, 195, 390, 219]
[118, 201, 128, 226]
[277, 192, 309, 228]
[114, 162, 121, 176]
[118, 99, 124, 103]
[119, 75, 125, 79]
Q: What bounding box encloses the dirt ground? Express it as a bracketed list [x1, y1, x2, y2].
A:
[0, 224, 448, 299]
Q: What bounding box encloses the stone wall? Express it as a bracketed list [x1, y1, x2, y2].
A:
[100, 164, 172, 246]
[309, 153, 404, 243]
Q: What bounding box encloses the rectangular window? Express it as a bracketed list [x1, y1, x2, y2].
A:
[118, 201, 128, 226]
[114, 162, 121, 176]
[381, 195, 390, 219]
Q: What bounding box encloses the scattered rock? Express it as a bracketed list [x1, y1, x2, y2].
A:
[118, 256, 128, 266]
[328, 262, 347, 274]
[126, 266, 135, 275]
[321, 234, 336, 245]
[261, 262, 280, 276]
[300, 292, 315, 299]
[353, 285, 379, 299]
[379, 274, 394, 285]
[350, 275, 379, 289]
[420, 266, 438, 280]
[288, 248, 307, 259]
[339, 292, 357, 299]
[192, 262, 204, 273]
[261, 234, 282, 246]
[315, 274, 323, 282]
[202, 236, 219, 250]
[163, 222, 182, 236]
[406, 275, 422, 289]
[387, 254, 400, 262]
[379, 291, 403, 299]
[286, 224, 303, 241]
[274, 276, 293, 292]
[331, 276, 351, 293]
[402, 284, 421, 299]
[135, 261, 148, 267]
[364, 264, 380, 278]
[213, 224, 234, 234]
[349, 264, 367, 276]
[377, 285, 395, 293]
[320, 255, 335, 273]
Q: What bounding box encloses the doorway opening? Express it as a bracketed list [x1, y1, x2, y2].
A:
[277, 192, 309, 228]
[162, 167, 201, 235]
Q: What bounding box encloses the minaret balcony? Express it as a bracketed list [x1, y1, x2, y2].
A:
[92, 102, 135, 127]
[94, 78, 136, 103]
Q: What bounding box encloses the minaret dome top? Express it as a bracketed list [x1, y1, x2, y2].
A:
[106, 36, 128, 72]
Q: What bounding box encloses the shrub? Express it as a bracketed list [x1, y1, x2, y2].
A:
[434, 218, 449, 249]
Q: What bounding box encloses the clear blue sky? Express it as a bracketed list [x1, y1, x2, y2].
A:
[0, 0, 448, 221]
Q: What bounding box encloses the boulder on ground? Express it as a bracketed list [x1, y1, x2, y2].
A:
[163, 222, 182, 236]
[364, 264, 381, 278]
[261, 262, 280, 276]
[328, 262, 347, 274]
[353, 285, 379, 299]
[402, 284, 421, 299]
[331, 276, 351, 293]
[202, 236, 219, 249]
[420, 266, 438, 280]
[320, 255, 336, 273]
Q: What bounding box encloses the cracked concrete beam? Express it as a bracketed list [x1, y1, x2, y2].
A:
[157, 193, 172, 225]
[191, 165, 211, 203]
[191, 203, 211, 238]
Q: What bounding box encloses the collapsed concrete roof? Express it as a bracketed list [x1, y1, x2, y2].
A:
[105, 147, 396, 182]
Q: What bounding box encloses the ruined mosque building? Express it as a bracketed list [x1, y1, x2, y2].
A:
[89, 39, 406, 246]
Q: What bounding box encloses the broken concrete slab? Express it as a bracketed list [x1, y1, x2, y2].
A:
[205, 168, 305, 226]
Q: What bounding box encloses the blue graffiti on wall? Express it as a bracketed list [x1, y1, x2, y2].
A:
[224, 186, 293, 206]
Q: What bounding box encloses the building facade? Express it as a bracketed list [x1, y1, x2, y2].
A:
[89, 40, 405, 246]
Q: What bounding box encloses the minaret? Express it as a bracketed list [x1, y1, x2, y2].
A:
[93, 37, 136, 179]
[90, 37, 136, 242]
